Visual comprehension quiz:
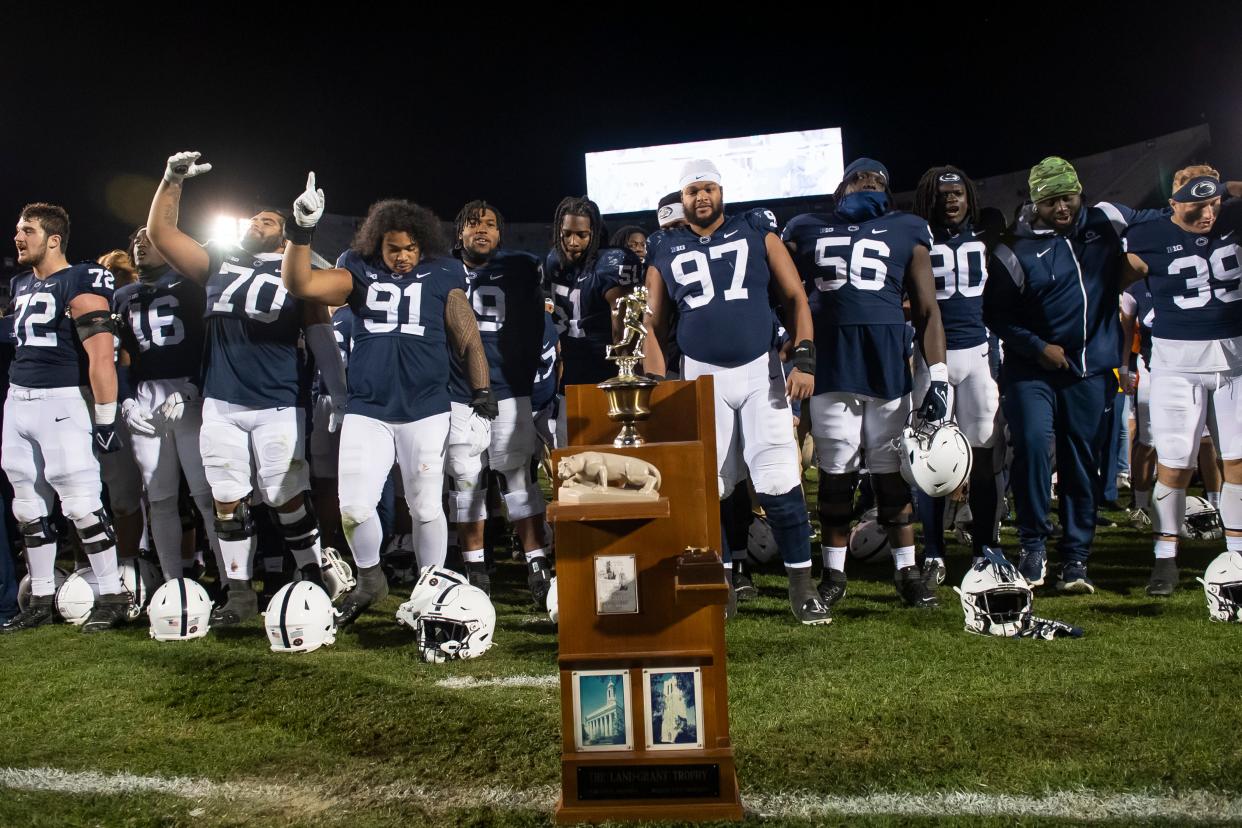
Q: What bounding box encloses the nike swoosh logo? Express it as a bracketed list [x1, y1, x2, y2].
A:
[723, 230, 739, 238]
[168, 280, 182, 288]
[694, 175, 708, 181]
[276, 407, 289, 412]
[871, 229, 888, 235]
[972, 230, 985, 238]
[489, 274, 504, 280]
[1223, 231, 1236, 240]
[415, 272, 432, 279]
[1037, 248, 1053, 258]
[55, 416, 70, 422]
[1155, 490, 1170, 501]
[577, 275, 590, 283]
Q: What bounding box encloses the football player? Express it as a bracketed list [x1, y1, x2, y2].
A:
[146, 153, 346, 626]
[546, 196, 640, 444]
[281, 177, 495, 626]
[445, 201, 550, 602]
[1119, 165, 1242, 595]
[643, 159, 829, 625]
[1119, 280, 1156, 529]
[114, 227, 220, 581]
[910, 166, 1003, 581]
[984, 156, 1165, 594]
[0, 203, 128, 633]
[308, 304, 354, 553]
[783, 158, 948, 610]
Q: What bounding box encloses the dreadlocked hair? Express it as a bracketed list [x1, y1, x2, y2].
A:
[552, 196, 603, 267]
[609, 225, 646, 248]
[351, 199, 447, 261]
[453, 199, 505, 250]
[913, 165, 979, 227]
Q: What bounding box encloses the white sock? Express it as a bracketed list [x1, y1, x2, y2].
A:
[784, 560, 812, 571]
[722, 561, 733, 570]
[821, 545, 846, 572]
[1135, 488, 1151, 510]
[87, 548, 122, 595]
[149, 497, 184, 581]
[25, 541, 58, 597]
[524, 548, 548, 563]
[1154, 539, 1178, 560]
[415, 514, 448, 568]
[463, 548, 485, 564]
[1207, 491, 1221, 510]
[891, 545, 916, 570]
[1220, 482, 1242, 532]
[1227, 536, 1242, 553]
[191, 494, 223, 574]
[1152, 481, 1187, 538]
[345, 513, 384, 569]
[219, 536, 256, 580]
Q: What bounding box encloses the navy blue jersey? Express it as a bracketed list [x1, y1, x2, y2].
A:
[1124, 217, 1242, 342]
[647, 210, 781, 368]
[202, 246, 305, 407]
[531, 312, 559, 410]
[783, 210, 933, 398]
[450, 249, 544, 403]
[545, 246, 640, 387]
[1122, 281, 1154, 368]
[929, 220, 990, 350]
[332, 304, 353, 368]
[9, 262, 115, 389]
[338, 249, 467, 423]
[113, 267, 206, 386]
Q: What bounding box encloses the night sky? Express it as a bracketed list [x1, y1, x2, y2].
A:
[5, 7, 1242, 260]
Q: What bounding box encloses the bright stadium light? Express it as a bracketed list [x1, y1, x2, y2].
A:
[208, 214, 248, 244]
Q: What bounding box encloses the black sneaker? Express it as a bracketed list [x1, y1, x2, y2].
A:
[1146, 558, 1178, 597]
[82, 593, 130, 633]
[816, 568, 848, 609]
[920, 557, 947, 587]
[527, 557, 553, 607]
[0, 595, 56, 634]
[336, 565, 389, 628]
[210, 580, 259, 626]
[1056, 562, 1096, 594]
[787, 570, 832, 625]
[732, 567, 758, 603]
[895, 566, 939, 608]
[466, 561, 491, 596]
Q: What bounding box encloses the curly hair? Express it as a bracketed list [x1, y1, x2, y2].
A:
[913, 165, 979, 227]
[351, 199, 447, 261]
[453, 199, 505, 251]
[552, 196, 603, 267]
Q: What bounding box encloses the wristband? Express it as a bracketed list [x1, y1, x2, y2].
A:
[285, 223, 314, 246]
[94, 403, 116, 426]
[927, 362, 949, 384]
[792, 340, 815, 375]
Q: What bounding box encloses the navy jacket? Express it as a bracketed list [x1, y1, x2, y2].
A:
[984, 201, 1162, 379]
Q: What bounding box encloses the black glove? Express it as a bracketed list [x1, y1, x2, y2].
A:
[791, 340, 815, 375]
[918, 380, 949, 422]
[93, 423, 122, 454]
[471, 387, 499, 420]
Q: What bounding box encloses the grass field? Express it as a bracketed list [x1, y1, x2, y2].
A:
[1, 495, 1240, 827]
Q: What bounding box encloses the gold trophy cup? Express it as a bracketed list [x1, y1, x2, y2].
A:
[598, 287, 657, 447]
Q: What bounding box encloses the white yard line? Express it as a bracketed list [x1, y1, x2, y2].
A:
[3, 767, 1240, 822]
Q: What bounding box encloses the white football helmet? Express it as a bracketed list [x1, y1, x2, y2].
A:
[1183, 496, 1224, 541]
[415, 582, 496, 663]
[316, 547, 356, 601]
[119, 559, 161, 620]
[546, 576, 559, 625]
[56, 567, 100, 625]
[848, 509, 890, 563]
[263, 581, 338, 653]
[1196, 551, 1242, 623]
[147, 578, 213, 641]
[17, 567, 69, 611]
[954, 550, 1032, 636]
[395, 566, 469, 629]
[899, 416, 973, 498]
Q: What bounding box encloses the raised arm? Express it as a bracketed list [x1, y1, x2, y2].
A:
[766, 233, 815, 401]
[282, 172, 352, 305]
[146, 151, 212, 281]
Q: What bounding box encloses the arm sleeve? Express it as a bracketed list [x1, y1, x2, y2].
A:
[983, 245, 1048, 360]
[305, 323, 347, 400]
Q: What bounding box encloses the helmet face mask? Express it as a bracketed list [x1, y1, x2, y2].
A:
[955, 550, 1033, 636]
[412, 583, 496, 663]
[900, 416, 973, 498]
[1198, 552, 1242, 622]
[1183, 496, 1224, 541]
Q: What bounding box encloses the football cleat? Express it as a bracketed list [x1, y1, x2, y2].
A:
[0, 595, 57, 634]
[788, 570, 832, 625]
[816, 568, 848, 609]
[527, 557, 553, 607]
[466, 562, 491, 597]
[895, 565, 939, 608]
[1017, 548, 1047, 587]
[336, 564, 389, 628]
[209, 580, 259, 626]
[1146, 558, 1178, 597]
[81, 593, 130, 633]
[732, 564, 758, 603]
[1056, 562, 1096, 594]
[920, 556, 947, 587]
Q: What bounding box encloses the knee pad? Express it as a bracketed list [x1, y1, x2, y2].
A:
[817, 471, 859, 530]
[503, 485, 546, 522]
[1153, 481, 1187, 537]
[445, 447, 484, 488]
[449, 489, 487, 524]
[61, 495, 104, 524]
[1221, 482, 1242, 532]
[12, 498, 49, 527]
[215, 498, 255, 542]
[339, 503, 378, 535]
[873, 474, 914, 527]
[72, 508, 117, 555]
[20, 516, 57, 547]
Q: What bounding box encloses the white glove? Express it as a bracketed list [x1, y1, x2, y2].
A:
[156, 389, 196, 427]
[294, 171, 325, 228]
[164, 151, 212, 184]
[121, 399, 156, 436]
[465, 412, 491, 457]
[328, 396, 346, 434]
